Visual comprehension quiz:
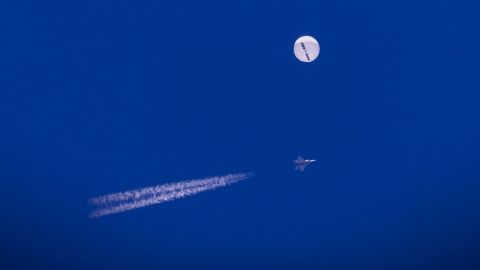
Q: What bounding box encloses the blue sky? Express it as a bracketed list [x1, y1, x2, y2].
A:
[1, 0, 480, 269]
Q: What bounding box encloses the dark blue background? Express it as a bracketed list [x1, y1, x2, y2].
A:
[2, 0, 480, 269]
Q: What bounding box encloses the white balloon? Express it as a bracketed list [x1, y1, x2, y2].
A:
[294, 36, 320, 62]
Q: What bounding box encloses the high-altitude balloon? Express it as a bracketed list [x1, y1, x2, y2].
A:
[294, 36, 320, 62]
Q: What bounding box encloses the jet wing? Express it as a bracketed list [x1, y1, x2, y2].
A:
[294, 156, 305, 163]
[295, 164, 306, 172]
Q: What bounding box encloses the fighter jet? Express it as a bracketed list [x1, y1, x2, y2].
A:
[293, 156, 316, 172]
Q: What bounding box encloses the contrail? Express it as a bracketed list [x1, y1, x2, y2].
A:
[88, 173, 252, 218]
[89, 176, 230, 206]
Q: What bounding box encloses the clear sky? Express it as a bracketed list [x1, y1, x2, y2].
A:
[1, 0, 480, 269]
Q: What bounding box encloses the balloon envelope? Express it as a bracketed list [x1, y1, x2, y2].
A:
[294, 36, 320, 62]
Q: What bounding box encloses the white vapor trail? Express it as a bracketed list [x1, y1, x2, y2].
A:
[88, 173, 252, 218]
